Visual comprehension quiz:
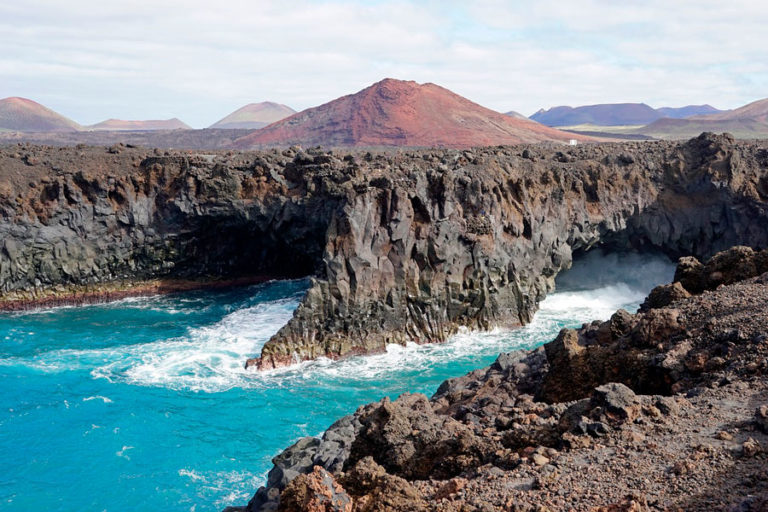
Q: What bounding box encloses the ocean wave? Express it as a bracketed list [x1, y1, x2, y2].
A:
[91, 297, 300, 392]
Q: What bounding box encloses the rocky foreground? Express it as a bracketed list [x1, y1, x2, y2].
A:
[228, 246, 768, 512]
[1, 134, 768, 370]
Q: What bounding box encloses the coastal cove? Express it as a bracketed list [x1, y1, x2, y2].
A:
[0, 251, 674, 511]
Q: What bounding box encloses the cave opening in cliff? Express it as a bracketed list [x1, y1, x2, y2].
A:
[555, 247, 675, 299]
[168, 218, 327, 282]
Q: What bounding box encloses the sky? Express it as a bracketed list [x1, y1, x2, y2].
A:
[1, 0, 766, 128]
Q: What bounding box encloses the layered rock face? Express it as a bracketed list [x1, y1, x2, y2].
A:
[1, 133, 768, 368]
[230, 246, 768, 511]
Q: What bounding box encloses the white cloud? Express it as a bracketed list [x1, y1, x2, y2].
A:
[0, 0, 766, 126]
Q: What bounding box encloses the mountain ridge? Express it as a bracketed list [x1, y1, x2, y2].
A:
[532, 102, 723, 127]
[640, 97, 768, 139]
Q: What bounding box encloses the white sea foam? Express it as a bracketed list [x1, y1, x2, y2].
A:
[178, 468, 262, 507]
[116, 445, 133, 459]
[88, 296, 300, 392]
[82, 395, 113, 403]
[178, 468, 206, 482]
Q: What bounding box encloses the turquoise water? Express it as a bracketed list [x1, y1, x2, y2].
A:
[0, 252, 674, 511]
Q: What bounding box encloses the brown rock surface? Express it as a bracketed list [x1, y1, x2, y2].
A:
[278, 467, 352, 512]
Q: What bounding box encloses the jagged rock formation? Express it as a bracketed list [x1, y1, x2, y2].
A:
[1, 134, 768, 368]
[228, 247, 768, 511]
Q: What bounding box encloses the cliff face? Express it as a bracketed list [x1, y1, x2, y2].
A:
[0, 146, 340, 307]
[1, 134, 768, 368]
[254, 133, 768, 369]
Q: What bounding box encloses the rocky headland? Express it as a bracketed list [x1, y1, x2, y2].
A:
[227, 246, 768, 511]
[1, 134, 768, 370]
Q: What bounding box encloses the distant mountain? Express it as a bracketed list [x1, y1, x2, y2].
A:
[531, 103, 725, 127]
[88, 118, 191, 131]
[640, 98, 768, 139]
[235, 79, 588, 149]
[531, 103, 662, 127]
[210, 102, 296, 129]
[504, 111, 529, 120]
[694, 98, 768, 122]
[0, 97, 81, 132]
[656, 105, 721, 119]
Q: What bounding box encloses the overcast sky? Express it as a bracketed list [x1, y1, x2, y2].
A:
[1, 0, 766, 127]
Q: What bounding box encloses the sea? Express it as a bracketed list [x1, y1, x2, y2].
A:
[0, 250, 674, 511]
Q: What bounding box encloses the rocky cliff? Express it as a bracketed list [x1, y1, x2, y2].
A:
[253, 132, 768, 369]
[0, 144, 339, 308]
[227, 246, 768, 511]
[1, 134, 768, 369]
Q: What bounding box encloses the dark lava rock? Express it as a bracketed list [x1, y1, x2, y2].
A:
[347, 393, 492, 480]
[589, 383, 639, 425]
[3, 137, 768, 372]
[640, 282, 691, 311]
[756, 405, 768, 434]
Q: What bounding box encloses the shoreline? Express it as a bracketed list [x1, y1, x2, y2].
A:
[231, 246, 768, 511]
[0, 275, 288, 312]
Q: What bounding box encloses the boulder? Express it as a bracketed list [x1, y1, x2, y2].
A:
[267, 437, 321, 491]
[640, 282, 691, 311]
[340, 457, 428, 512]
[703, 246, 757, 289]
[589, 383, 639, 426]
[538, 329, 591, 402]
[278, 466, 352, 512]
[674, 256, 705, 294]
[347, 393, 491, 480]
